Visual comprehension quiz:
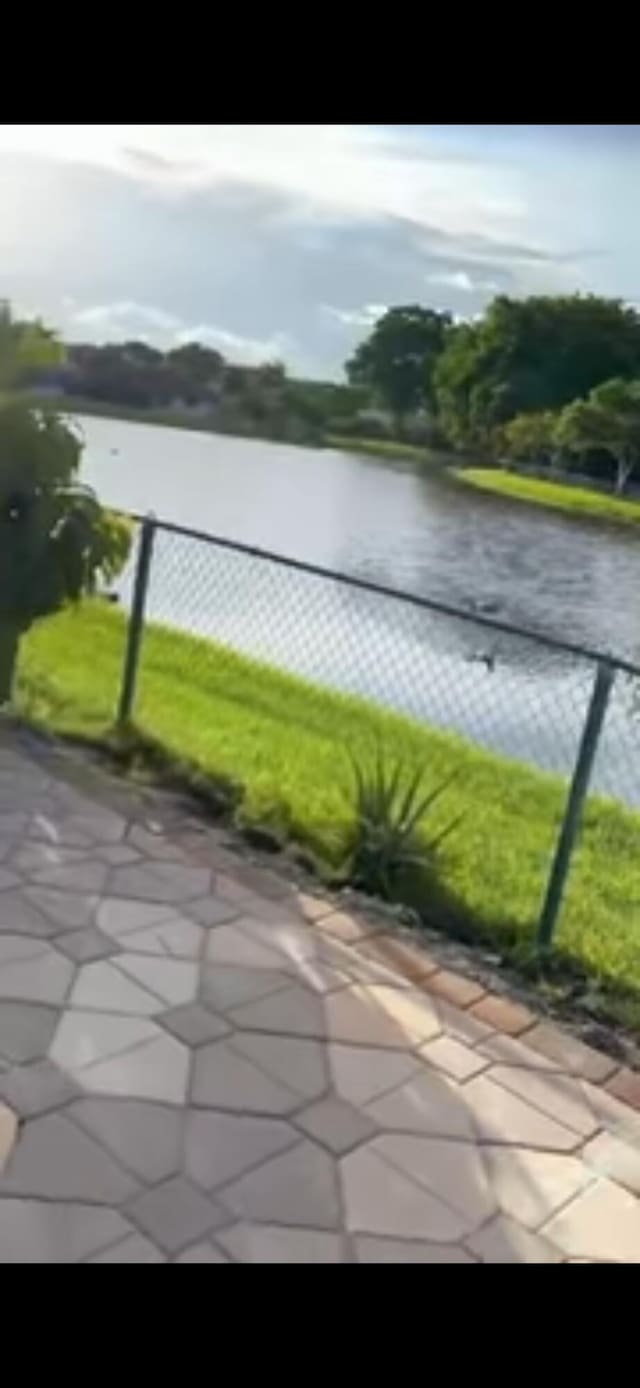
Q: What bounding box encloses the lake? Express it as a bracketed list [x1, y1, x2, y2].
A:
[79, 414, 640, 804]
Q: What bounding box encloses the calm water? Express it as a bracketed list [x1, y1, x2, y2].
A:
[79, 415, 640, 803]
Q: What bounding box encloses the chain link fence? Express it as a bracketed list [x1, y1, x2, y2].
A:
[113, 514, 640, 958]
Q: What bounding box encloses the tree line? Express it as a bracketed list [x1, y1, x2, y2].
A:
[26, 336, 365, 447]
[346, 296, 640, 492]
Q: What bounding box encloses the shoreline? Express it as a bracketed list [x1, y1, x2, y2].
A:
[25, 392, 640, 528]
[457, 467, 640, 529]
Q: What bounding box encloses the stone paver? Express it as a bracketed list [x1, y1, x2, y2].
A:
[1, 732, 640, 1262]
[329, 1043, 422, 1106]
[127, 1175, 228, 1253]
[54, 928, 118, 963]
[468, 1214, 562, 1264]
[294, 1096, 378, 1154]
[541, 1178, 640, 1262]
[109, 861, 212, 905]
[0, 1059, 79, 1117]
[341, 1144, 472, 1241]
[185, 1110, 297, 1190]
[90, 1232, 166, 1263]
[69, 1097, 185, 1183]
[582, 1131, 640, 1196]
[122, 916, 204, 958]
[191, 1038, 300, 1114]
[482, 1145, 592, 1229]
[0, 1002, 58, 1064]
[606, 1068, 640, 1113]
[0, 1100, 17, 1170]
[0, 890, 60, 938]
[24, 887, 99, 931]
[76, 1032, 190, 1104]
[354, 1235, 475, 1263]
[366, 1069, 477, 1139]
[421, 1034, 489, 1082]
[158, 1002, 230, 1046]
[462, 1075, 581, 1151]
[231, 1031, 328, 1102]
[228, 982, 327, 1038]
[524, 1022, 618, 1083]
[372, 1133, 496, 1226]
[0, 940, 74, 1005]
[218, 1222, 346, 1263]
[0, 1112, 139, 1203]
[424, 968, 485, 1009]
[174, 1239, 229, 1263]
[222, 1140, 342, 1229]
[469, 995, 534, 1036]
[0, 1199, 131, 1263]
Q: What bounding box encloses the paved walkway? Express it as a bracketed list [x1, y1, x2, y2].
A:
[1, 730, 640, 1262]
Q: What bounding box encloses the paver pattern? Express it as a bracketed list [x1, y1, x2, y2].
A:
[1, 733, 640, 1262]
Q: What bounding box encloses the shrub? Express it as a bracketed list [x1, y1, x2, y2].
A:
[344, 744, 460, 900]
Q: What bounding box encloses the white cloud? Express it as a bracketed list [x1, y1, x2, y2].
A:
[427, 269, 501, 293]
[173, 323, 292, 365]
[0, 125, 535, 248]
[321, 302, 387, 328]
[71, 301, 181, 336]
[65, 299, 293, 366]
[1, 126, 620, 377]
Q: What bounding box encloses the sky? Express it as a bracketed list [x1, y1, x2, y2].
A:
[1, 123, 640, 380]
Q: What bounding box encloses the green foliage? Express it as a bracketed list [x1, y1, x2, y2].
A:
[326, 435, 437, 463]
[0, 300, 65, 391]
[0, 400, 131, 630]
[458, 468, 640, 526]
[0, 309, 132, 700]
[556, 377, 640, 493]
[345, 746, 460, 899]
[434, 295, 640, 448]
[346, 305, 451, 426]
[165, 341, 224, 386]
[499, 409, 560, 465]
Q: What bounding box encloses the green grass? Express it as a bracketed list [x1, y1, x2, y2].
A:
[326, 435, 446, 464]
[15, 601, 640, 1026]
[458, 467, 640, 527]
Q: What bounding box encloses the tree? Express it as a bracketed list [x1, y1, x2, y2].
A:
[555, 377, 640, 494]
[499, 410, 560, 469]
[0, 300, 65, 390]
[434, 294, 640, 449]
[0, 307, 132, 702]
[165, 342, 225, 389]
[346, 306, 451, 431]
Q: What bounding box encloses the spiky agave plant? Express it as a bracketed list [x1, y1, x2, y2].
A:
[346, 743, 461, 900]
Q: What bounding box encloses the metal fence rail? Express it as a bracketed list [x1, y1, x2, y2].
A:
[113, 513, 640, 951]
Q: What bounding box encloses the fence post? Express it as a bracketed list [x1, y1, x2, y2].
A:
[537, 658, 615, 952]
[116, 513, 156, 727]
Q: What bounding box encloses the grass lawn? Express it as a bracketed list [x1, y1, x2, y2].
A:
[326, 435, 446, 464]
[458, 467, 640, 527]
[16, 601, 640, 1026]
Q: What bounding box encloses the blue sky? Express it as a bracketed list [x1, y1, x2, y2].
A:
[1, 124, 639, 379]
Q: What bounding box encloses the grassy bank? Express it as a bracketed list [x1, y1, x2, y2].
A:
[26, 398, 450, 466]
[326, 434, 446, 464]
[16, 601, 640, 1025]
[459, 467, 640, 527]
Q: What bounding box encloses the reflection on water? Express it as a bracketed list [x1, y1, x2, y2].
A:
[80, 415, 640, 805]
